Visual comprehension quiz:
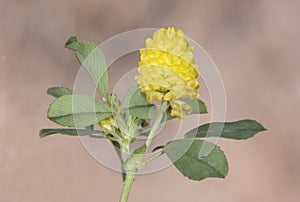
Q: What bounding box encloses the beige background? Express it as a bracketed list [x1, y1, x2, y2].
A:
[1, 0, 300, 201]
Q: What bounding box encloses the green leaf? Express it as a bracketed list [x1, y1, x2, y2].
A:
[164, 139, 228, 181]
[65, 36, 108, 98]
[39, 128, 103, 138]
[48, 94, 111, 127]
[121, 86, 154, 120]
[182, 98, 208, 114]
[184, 119, 266, 140]
[47, 87, 73, 98]
[133, 144, 147, 154]
[121, 86, 149, 108]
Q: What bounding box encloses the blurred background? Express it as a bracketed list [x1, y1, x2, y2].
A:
[1, 0, 300, 201]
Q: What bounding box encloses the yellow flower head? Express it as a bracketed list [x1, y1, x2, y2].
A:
[98, 94, 120, 134]
[99, 116, 118, 134]
[135, 27, 200, 119]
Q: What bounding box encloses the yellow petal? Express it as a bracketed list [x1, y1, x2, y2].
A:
[136, 27, 200, 119]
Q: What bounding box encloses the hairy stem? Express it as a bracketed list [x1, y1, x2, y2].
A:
[120, 172, 135, 202]
[119, 101, 168, 201]
[145, 101, 168, 147]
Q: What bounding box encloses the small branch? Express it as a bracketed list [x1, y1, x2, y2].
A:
[141, 151, 164, 167]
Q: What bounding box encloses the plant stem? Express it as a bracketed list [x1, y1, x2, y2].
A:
[119, 101, 168, 201]
[145, 101, 168, 147]
[120, 172, 136, 202]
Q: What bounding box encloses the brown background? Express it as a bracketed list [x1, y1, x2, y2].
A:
[1, 0, 300, 201]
